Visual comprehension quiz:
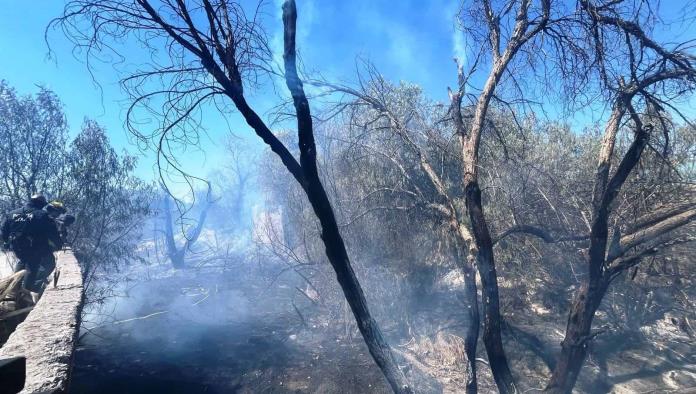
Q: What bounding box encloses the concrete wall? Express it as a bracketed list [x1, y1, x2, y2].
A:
[0, 250, 84, 394]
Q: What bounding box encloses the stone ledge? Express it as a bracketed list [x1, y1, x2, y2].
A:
[0, 250, 84, 394]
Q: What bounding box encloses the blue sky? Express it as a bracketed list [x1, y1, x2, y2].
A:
[0, 0, 466, 185]
[0, 1, 694, 190]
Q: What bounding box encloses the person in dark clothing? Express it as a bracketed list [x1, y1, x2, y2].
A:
[36, 200, 76, 287]
[57, 213, 75, 241]
[46, 200, 75, 245]
[1, 194, 63, 297]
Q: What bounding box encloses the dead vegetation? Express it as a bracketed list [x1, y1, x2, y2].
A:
[43, 0, 696, 393]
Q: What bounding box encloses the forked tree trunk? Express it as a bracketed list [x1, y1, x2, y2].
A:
[162, 194, 185, 269]
[465, 181, 517, 393]
[452, 3, 551, 387]
[161, 186, 212, 269]
[460, 251, 480, 394]
[546, 95, 651, 393]
[448, 223, 480, 394]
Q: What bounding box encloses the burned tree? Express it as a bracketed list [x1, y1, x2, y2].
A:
[449, 1, 551, 392]
[447, 1, 696, 392]
[314, 72, 482, 393]
[312, 1, 695, 392]
[541, 2, 696, 391]
[161, 184, 213, 269]
[52, 1, 412, 391]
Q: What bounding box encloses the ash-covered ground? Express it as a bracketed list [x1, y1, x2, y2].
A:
[69, 255, 696, 394]
[70, 261, 391, 394]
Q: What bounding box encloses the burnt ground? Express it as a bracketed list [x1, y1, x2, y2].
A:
[69, 263, 696, 394]
[69, 266, 391, 394]
[71, 321, 390, 394]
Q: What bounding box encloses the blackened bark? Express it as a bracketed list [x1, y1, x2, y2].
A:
[453, 3, 550, 389]
[162, 194, 185, 269]
[139, 0, 413, 390]
[546, 106, 651, 393]
[462, 256, 480, 394]
[280, 2, 412, 392]
[305, 181, 412, 393]
[451, 233, 480, 394]
[544, 280, 608, 394]
[465, 181, 517, 394]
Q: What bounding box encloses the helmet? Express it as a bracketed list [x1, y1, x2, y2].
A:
[48, 200, 67, 213]
[46, 201, 67, 217]
[29, 194, 48, 208]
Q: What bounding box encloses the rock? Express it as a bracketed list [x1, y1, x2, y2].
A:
[0, 250, 83, 394]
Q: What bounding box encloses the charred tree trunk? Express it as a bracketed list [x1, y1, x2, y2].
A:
[545, 98, 652, 393]
[545, 279, 608, 393]
[444, 220, 480, 394]
[454, 242, 480, 394]
[304, 177, 411, 392]
[451, 3, 550, 391]
[162, 194, 184, 269]
[280, 4, 411, 392]
[465, 181, 517, 393]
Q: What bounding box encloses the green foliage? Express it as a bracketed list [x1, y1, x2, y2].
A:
[0, 81, 152, 292]
[0, 80, 68, 206]
[63, 120, 152, 278]
[261, 75, 696, 335]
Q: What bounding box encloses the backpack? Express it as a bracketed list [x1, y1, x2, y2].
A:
[7, 209, 36, 252]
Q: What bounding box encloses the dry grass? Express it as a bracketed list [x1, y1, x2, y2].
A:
[400, 332, 483, 392]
